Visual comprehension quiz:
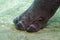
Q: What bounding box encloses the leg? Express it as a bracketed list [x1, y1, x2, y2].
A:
[13, 0, 60, 31]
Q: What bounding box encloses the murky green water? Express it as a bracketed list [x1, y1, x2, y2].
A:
[0, 0, 60, 40]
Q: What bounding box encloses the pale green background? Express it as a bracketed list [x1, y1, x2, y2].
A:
[0, 0, 60, 40]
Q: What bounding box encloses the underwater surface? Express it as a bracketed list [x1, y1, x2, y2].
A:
[0, 0, 60, 40]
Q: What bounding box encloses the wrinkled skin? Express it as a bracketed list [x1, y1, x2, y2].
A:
[13, 0, 60, 32]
